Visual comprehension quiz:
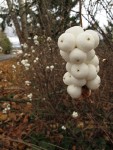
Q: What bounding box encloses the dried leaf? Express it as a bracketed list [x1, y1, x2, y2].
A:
[0, 113, 7, 121]
[8, 113, 16, 121]
[23, 115, 29, 123]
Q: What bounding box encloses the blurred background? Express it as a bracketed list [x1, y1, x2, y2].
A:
[0, 0, 113, 48]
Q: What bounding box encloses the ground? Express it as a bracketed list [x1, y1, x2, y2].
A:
[0, 59, 34, 150]
[0, 43, 113, 149]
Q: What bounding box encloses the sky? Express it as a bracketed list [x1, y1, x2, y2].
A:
[0, 0, 7, 8]
[70, 0, 112, 29]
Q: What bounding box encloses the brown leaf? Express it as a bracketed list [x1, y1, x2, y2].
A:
[0, 128, 4, 134]
[0, 113, 7, 121]
[8, 113, 16, 121]
[11, 102, 17, 109]
[72, 145, 76, 150]
[23, 114, 29, 123]
[77, 121, 84, 129]
[23, 103, 32, 112]
[18, 143, 26, 150]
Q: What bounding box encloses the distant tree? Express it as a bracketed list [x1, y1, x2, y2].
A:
[6, 0, 28, 44]
[105, 21, 113, 41]
[23, 0, 80, 39]
[36, 0, 80, 38]
[0, 0, 81, 43]
[1, 0, 113, 45]
[18, 0, 28, 41]
[82, 0, 113, 45]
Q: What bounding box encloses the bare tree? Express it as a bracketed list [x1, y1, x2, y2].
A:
[79, 0, 83, 27]
[18, 0, 28, 41]
[6, 0, 28, 44]
[80, 0, 113, 45]
[6, 0, 25, 43]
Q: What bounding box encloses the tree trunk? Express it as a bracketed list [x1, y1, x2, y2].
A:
[18, 0, 28, 42]
[38, 0, 52, 36]
[6, 0, 25, 44]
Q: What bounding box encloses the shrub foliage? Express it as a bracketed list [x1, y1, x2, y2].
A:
[18, 38, 113, 149]
[0, 31, 12, 54]
[0, 36, 113, 149]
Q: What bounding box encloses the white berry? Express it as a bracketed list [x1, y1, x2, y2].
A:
[67, 85, 82, 98]
[65, 26, 84, 42]
[71, 63, 89, 79]
[60, 50, 70, 62]
[76, 32, 95, 52]
[66, 62, 72, 73]
[69, 48, 87, 64]
[86, 75, 101, 90]
[89, 55, 99, 67]
[87, 64, 97, 80]
[85, 30, 99, 49]
[58, 33, 76, 52]
[87, 49, 95, 61]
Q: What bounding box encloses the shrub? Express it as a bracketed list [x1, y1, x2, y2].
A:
[1, 35, 113, 149]
[0, 31, 12, 54]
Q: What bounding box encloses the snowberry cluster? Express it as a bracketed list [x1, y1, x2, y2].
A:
[58, 26, 101, 99]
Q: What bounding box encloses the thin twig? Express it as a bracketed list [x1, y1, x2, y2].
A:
[79, 0, 83, 27]
[0, 97, 31, 103]
[0, 136, 47, 150]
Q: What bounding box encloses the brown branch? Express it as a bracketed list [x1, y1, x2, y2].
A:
[0, 136, 47, 150]
[79, 0, 83, 27]
[0, 97, 31, 103]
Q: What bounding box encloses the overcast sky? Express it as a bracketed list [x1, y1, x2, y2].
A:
[71, 0, 112, 29]
[0, 0, 7, 7]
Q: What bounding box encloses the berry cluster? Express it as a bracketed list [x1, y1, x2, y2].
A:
[58, 26, 101, 99]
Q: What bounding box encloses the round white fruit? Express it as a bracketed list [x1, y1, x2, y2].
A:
[65, 26, 84, 41]
[89, 55, 99, 67]
[87, 64, 97, 80]
[66, 62, 72, 73]
[72, 77, 86, 87]
[85, 30, 99, 48]
[58, 33, 76, 52]
[71, 63, 89, 79]
[69, 48, 87, 64]
[60, 50, 70, 62]
[87, 49, 95, 61]
[63, 72, 73, 85]
[76, 32, 95, 52]
[67, 85, 82, 98]
[63, 72, 86, 86]
[96, 65, 100, 73]
[86, 75, 101, 90]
